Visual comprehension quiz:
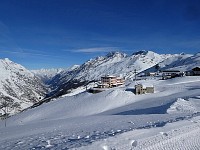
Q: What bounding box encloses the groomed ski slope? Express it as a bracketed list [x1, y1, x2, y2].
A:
[0, 76, 200, 149]
[79, 116, 200, 150]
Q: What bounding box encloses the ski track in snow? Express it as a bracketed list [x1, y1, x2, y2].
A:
[126, 122, 200, 150]
[78, 117, 200, 150]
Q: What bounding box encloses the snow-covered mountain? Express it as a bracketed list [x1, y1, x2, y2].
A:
[31, 65, 80, 84]
[0, 58, 48, 115]
[143, 52, 200, 73]
[3, 50, 199, 110]
[48, 50, 172, 97]
[63, 50, 170, 81]
[31, 68, 65, 84]
[158, 52, 200, 71]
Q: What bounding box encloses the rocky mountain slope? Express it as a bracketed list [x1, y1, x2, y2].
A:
[0, 58, 48, 115]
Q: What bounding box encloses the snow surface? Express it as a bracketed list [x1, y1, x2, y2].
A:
[1, 76, 200, 149]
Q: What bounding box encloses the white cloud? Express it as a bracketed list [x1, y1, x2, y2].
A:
[0, 49, 64, 59]
[70, 47, 120, 53]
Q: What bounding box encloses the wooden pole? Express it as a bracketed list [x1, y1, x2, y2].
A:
[134, 69, 137, 81]
[4, 99, 7, 127]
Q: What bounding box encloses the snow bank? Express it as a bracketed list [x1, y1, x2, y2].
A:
[167, 98, 198, 114]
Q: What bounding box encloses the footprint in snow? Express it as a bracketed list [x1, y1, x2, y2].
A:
[130, 140, 137, 147]
[45, 140, 52, 148]
[191, 120, 198, 123]
[85, 135, 90, 139]
[16, 141, 24, 145]
[101, 145, 110, 150]
[160, 132, 168, 136]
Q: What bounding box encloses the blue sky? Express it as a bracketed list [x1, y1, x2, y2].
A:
[0, 0, 200, 69]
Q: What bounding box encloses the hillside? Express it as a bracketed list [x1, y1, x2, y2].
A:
[143, 52, 200, 73]
[0, 58, 48, 115]
[159, 52, 200, 71]
[1, 76, 200, 149]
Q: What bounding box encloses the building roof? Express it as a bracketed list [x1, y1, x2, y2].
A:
[143, 84, 153, 88]
[162, 70, 180, 73]
[101, 75, 116, 78]
[135, 83, 153, 88]
[192, 67, 200, 71]
[98, 83, 109, 86]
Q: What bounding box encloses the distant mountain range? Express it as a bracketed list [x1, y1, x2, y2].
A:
[31, 68, 65, 84]
[1, 50, 200, 115]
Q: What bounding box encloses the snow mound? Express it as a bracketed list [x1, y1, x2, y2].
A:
[167, 98, 198, 114]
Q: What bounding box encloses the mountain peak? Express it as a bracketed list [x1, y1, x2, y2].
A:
[106, 51, 127, 58]
[4, 58, 10, 61]
[132, 50, 161, 57]
[70, 65, 80, 70]
[194, 52, 200, 56]
[2, 58, 12, 63]
[132, 50, 148, 55]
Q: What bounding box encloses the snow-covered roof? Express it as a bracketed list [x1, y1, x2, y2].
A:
[136, 83, 153, 88]
[192, 67, 200, 71]
[162, 70, 181, 73]
[102, 75, 117, 78]
[142, 84, 154, 88]
[98, 83, 109, 86]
